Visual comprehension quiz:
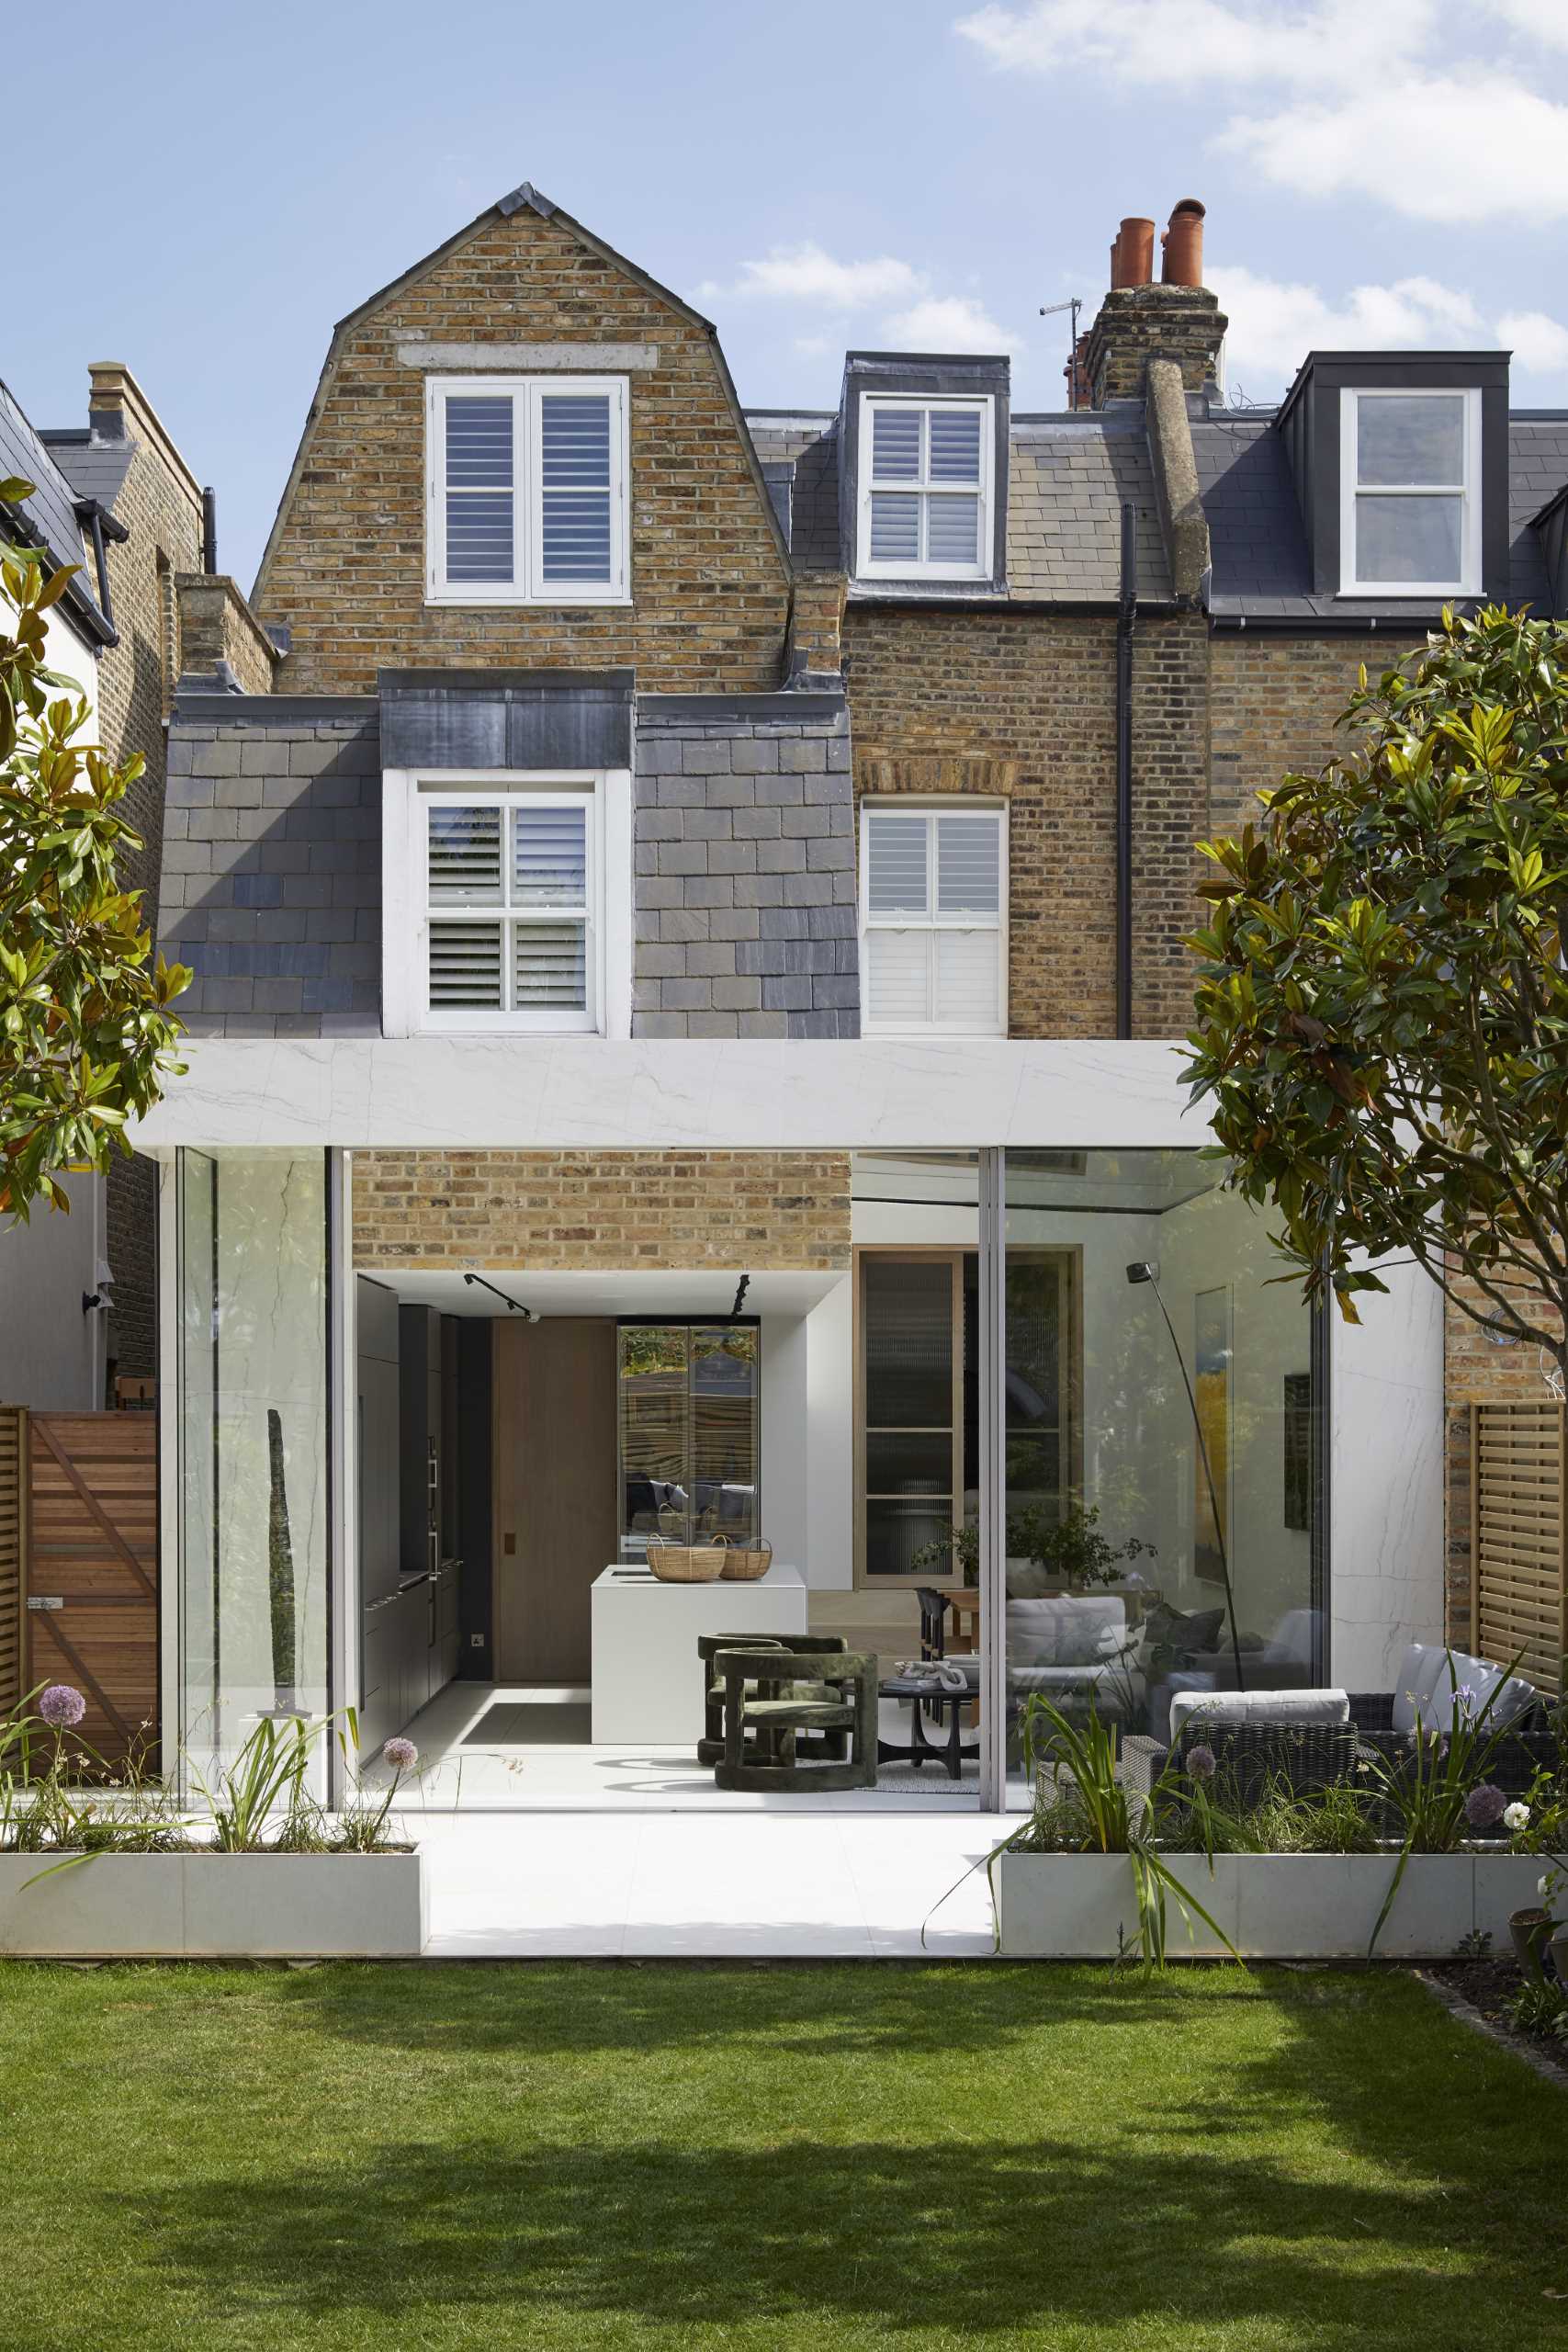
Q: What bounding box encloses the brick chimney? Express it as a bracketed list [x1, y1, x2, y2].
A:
[1077, 199, 1227, 408]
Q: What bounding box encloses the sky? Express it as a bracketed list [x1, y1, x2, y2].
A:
[12, 0, 1568, 590]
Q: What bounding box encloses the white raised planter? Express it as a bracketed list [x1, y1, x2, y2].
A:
[995, 1849, 1546, 1961]
[0, 1849, 427, 1959]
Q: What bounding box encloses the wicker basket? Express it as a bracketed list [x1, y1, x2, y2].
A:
[719, 1537, 773, 1582]
[646, 1540, 727, 1584]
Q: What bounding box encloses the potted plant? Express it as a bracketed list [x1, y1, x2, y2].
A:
[911, 1505, 1154, 1595]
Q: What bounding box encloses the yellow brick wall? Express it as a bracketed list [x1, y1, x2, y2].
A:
[353, 1151, 852, 1271]
[255, 205, 791, 694]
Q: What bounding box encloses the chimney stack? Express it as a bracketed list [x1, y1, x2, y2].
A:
[1077, 198, 1226, 409]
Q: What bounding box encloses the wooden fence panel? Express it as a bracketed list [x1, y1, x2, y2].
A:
[0, 1407, 23, 1717]
[26, 1414, 158, 1758]
[1472, 1398, 1566, 1700]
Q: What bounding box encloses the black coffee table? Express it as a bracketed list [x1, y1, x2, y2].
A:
[877, 1677, 979, 1782]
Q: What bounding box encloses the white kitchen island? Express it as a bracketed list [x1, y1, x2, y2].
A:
[589, 1563, 808, 1745]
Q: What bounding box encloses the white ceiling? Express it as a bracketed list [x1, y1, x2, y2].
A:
[365, 1267, 843, 1319]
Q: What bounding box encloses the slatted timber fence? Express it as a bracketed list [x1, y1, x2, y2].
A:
[24, 1412, 158, 1758]
[0, 1408, 23, 1718]
[1470, 1397, 1567, 1700]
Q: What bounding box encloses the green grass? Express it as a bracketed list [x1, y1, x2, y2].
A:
[2, 1961, 1565, 2351]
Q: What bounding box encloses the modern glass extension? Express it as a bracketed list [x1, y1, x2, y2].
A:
[165, 1146, 1321, 1811]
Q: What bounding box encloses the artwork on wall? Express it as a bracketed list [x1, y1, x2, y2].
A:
[1193, 1286, 1232, 1584]
[1283, 1371, 1314, 1533]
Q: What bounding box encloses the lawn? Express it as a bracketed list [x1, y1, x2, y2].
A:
[2, 1961, 1565, 2351]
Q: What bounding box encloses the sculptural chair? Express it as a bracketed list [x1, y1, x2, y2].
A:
[695, 1633, 850, 1766]
[712, 1647, 879, 1792]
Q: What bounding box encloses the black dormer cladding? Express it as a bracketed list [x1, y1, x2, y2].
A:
[1273, 352, 1512, 604]
[838, 351, 1010, 594]
[378, 669, 636, 771]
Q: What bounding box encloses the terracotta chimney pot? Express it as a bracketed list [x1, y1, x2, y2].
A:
[1160, 198, 1206, 288]
[1119, 217, 1156, 288]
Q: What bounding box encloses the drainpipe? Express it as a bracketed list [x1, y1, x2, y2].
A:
[1115, 501, 1137, 1040]
[201, 488, 218, 576]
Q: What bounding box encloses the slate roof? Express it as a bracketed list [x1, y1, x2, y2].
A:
[1193, 405, 1568, 621]
[0, 377, 101, 632]
[40, 425, 135, 512]
[745, 406, 1173, 602]
[750, 390, 1568, 622]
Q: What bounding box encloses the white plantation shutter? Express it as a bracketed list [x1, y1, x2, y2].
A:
[443, 397, 515, 584]
[861, 807, 1004, 1034]
[537, 394, 615, 587]
[430, 377, 626, 601]
[423, 794, 594, 1028]
[859, 398, 988, 577]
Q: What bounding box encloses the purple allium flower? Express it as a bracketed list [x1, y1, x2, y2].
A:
[1187, 1743, 1217, 1785]
[39, 1684, 86, 1731]
[1463, 1781, 1506, 1831]
[382, 1736, 418, 1774]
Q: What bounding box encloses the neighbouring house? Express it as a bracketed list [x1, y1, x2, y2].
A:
[110, 186, 1568, 1808]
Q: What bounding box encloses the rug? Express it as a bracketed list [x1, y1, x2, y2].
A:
[462, 1702, 593, 1747]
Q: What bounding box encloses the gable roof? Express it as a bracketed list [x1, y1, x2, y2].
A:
[252, 181, 788, 609]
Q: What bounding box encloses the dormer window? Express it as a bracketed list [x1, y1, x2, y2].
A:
[855, 394, 993, 582]
[1341, 388, 1481, 597]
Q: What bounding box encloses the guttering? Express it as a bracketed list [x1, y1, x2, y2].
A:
[0, 500, 118, 649]
[1207, 608, 1444, 635]
[1115, 502, 1137, 1041]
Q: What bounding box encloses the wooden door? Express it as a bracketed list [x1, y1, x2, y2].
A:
[494, 1319, 617, 1684]
[26, 1413, 157, 1759]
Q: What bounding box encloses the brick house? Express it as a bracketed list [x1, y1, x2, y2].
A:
[128, 186, 1568, 1806]
[0, 365, 255, 1410]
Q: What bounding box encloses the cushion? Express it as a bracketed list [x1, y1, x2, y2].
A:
[1390, 1644, 1447, 1734]
[1142, 1600, 1225, 1658]
[1258, 1608, 1319, 1673]
[1168, 1687, 1350, 1744]
[1006, 1595, 1126, 1668]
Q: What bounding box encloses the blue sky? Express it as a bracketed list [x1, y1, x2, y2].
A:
[11, 0, 1568, 589]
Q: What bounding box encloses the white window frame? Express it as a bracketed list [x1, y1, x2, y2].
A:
[379, 768, 634, 1040]
[854, 393, 993, 583]
[1339, 386, 1482, 598]
[858, 799, 1008, 1037]
[424, 374, 630, 606]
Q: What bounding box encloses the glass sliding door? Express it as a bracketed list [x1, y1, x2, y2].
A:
[175, 1149, 332, 1786]
[998, 1148, 1321, 1804]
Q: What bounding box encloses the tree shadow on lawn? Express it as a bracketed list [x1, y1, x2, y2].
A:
[105, 1967, 1568, 2348]
[116, 2121, 1566, 2349]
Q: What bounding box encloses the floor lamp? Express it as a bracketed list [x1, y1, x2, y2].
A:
[1125, 1261, 1247, 1692]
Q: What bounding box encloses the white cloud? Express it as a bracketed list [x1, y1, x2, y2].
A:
[885, 295, 1019, 352]
[955, 1, 1568, 224]
[1209, 266, 1483, 387]
[697, 244, 923, 310]
[955, 0, 1434, 90]
[1218, 74, 1568, 224]
[1497, 308, 1568, 372]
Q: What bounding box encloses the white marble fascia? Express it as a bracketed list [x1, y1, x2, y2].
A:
[131, 1037, 1199, 1155]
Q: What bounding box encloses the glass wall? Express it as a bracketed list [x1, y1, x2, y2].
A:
[617, 1321, 761, 1557]
[1000, 1149, 1319, 1798]
[176, 1150, 332, 1784]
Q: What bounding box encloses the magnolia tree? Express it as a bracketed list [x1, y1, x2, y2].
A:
[0, 486, 188, 1221]
[1185, 605, 1568, 1384]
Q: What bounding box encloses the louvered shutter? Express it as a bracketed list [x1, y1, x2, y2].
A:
[861, 398, 987, 576]
[862, 808, 1004, 1034]
[512, 804, 589, 1013]
[427, 806, 504, 1009]
[537, 394, 615, 588]
[443, 396, 514, 584]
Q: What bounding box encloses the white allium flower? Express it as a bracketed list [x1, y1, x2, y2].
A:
[1503, 1801, 1529, 1832]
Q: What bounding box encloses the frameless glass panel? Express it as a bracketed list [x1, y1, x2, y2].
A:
[1357, 394, 1463, 485]
[617, 1325, 689, 1553]
[869, 491, 921, 563]
[1355, 493, 1463, 582]
[616, 1324, 761, 1555]
[177, 1149, 330, 1791]
[1000, 1149, 1318, 1806]
[691, 1326, 759, 1544]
